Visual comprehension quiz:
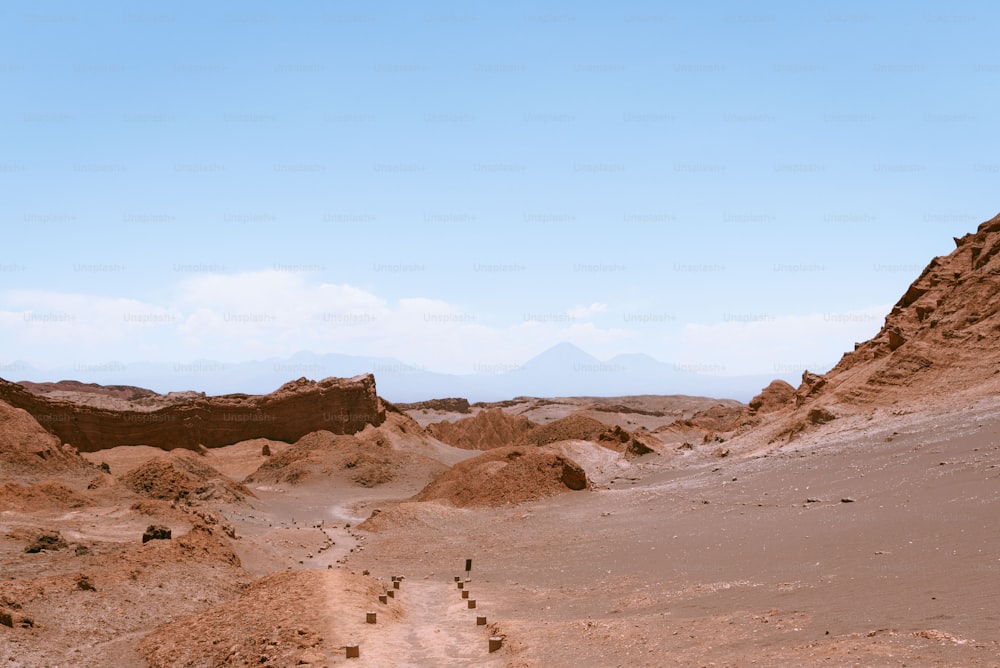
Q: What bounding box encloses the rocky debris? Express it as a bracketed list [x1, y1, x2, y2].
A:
[0, 399, 95, 481]
[75, 574, 96, 591]
[395, 397, 472, 414]
[138, 570, 383, 667]
[246, 427, 446, 488]
[415, 446, 589, 507]
[595, 424, 657, 456]
[16, 380, 163, 407]
[681, 404, 745, 433]
[794, 371, 828, 406]
[0, 374, 384, 453]
[0, 481, 89, 511]
[792, 212, 1000, 407]
[590, 403, 666, 417]
[142, 525, 172, 543]
[162, 524, 241, 567]
[522, 413, 656, 457]
[0, 608, 33, 628]
[427, 407, 538, 450]
[122, 453, 253, 504]
[24, 530, 68, 553]
[748, 380, 796, 414]
[523, 414, 612, 446]
[807, 407, 837, 425]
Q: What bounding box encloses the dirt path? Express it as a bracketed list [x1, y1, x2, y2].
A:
[323, 576, 507, 666]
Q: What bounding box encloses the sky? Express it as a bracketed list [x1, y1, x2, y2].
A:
[1, 1, 998, 390]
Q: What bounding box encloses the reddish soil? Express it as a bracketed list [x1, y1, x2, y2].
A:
[3, 214, 1000, 666]
[427, 408, 537, 450]
[414, 446, 588, 508]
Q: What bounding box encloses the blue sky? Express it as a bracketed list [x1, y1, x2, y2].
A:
[1, 1, 997, 387]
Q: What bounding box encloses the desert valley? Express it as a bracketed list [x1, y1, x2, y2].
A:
[3, 214, 1000, 667]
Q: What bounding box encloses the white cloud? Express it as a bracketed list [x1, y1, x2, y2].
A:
[567, 302, 608, 319]
[0, 271, 891, 379]
[671, 306, 889, 376]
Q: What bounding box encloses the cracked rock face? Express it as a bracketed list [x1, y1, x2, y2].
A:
[0, 374, 384, 453]
[795, 212, 1000, 407]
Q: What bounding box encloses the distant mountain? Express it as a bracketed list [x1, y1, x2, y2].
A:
[2, 343, 802, 403]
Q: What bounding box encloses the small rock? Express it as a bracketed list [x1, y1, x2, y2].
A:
[76, 574, 96, 591]
[840, 497, 855, 503]
[806, 498, 821, 503]
[142, 525, 172, 543]
[25, 530, 68, 553]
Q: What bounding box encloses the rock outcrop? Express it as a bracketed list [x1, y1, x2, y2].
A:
[798, 212, 1000, 406]
[245, 422, 449, 489]
[748, 380, 796, 414]
[0, 399, 94, 481]
[142, 525, 172, 543]
[122, 452, 253, 504]
[24, 530, 68, 553]
[523, 413, 655, 456]
[415, 446, 588, 507]
[722, 212, 1000, 447]
[426, 408, 537, 450]
[0, 375, 384, 453]
[394, 397, 471, 414]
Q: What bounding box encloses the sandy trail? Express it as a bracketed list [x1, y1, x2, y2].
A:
[323, 575, 506, 666]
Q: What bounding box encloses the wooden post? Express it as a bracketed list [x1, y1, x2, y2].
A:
[346, 644, 360, 658]
[457, 581, 464, 589]
[468, 599, 476, 609]
[477, 615, 487, 625]
[378, 594, 387, 604]
[489, 637, 502, 653]
[366, 611, 377, 624]
[454, 575, 460, 582]
[387, 589, 394, 598]
[393, 580, 400, 589]
[461, 590, 469, 599]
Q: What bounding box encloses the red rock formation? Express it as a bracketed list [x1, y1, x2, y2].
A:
[394, 397, 471, 414]
[0, 375, 384, 453]
[426, 408, 537, 449]
[801, 212, 1000, 406]
[523, 412, 655, 455]
[0, 399, 94, 481]
[748, 380, 796, 414]
[414, 446, 588, 507]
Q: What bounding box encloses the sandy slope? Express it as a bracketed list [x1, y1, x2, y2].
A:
[348, 398, 1000, 666]
[3, 390, 999, 666]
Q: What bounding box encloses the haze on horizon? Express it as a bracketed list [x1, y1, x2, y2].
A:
[2, 1, 998, 390]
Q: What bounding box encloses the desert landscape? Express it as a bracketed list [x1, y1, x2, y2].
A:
[3, 214, 1000, 667]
